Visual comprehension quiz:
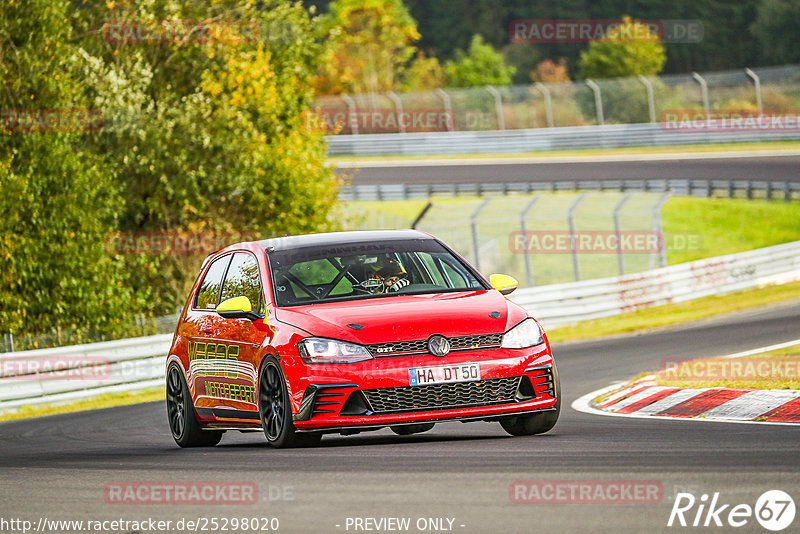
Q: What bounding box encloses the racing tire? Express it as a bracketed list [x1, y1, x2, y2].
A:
[166, 363, 224, 448]
[258, 356, 322, 448]
[390, 423, 435, 435]
[500, 364, 561, 436]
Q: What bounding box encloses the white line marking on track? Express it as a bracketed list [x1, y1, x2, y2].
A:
[719, 338, 800, 359]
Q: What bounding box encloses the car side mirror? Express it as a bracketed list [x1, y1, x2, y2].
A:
[489, 274, 518, 295]
[217, 296, 263, 321]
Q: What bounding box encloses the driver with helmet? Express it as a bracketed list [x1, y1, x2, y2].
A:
[362, 255, 410, 293]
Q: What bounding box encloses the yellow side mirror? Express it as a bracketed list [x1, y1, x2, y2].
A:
[489, 274, 518, 295]
[217, 296, 262, 320]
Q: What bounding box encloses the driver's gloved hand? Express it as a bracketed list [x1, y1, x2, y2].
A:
[386, 277, 410, 292]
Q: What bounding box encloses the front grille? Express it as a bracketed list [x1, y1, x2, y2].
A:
[368, 339, 427, 355]
[450, 333, 503, 349]
[367, 333, 503, 356]
[362, 376, 522, 414]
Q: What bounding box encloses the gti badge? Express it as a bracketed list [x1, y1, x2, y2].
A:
[428, 335, 451, 357]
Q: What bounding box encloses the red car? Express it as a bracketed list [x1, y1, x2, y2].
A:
[166, 230, 560, 448]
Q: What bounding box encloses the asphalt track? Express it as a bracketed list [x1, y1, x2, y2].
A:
[1, 301, 799, 533]
[342, 153, 800, 185]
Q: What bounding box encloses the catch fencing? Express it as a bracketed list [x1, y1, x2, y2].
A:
[318, 64, 800, 155]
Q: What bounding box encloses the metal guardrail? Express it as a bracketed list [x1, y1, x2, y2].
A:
[2, 241, 799, 411]
[0, 334, 171, 411]
[339, 179, 800, 202]
[512, 240, 800, 330]
[327, 123, 800, 156]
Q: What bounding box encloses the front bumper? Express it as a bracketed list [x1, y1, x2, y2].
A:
[286, 345, 558, 432]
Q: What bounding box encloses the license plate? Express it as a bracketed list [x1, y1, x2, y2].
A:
[409, 363, 480, 386]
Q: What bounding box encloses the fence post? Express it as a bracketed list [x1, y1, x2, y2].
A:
[435, 88, 455, 132]
[533, 83, 554, 128]
[637, 75, 656, 123]
[341, 94, 358, 135]
[691, 72, 710, 127]
[744, 68, 763, 117]
[519, 196, 540, 287]
[470, 198, 493, 272]
[411, 202, 433, 229]
[386, 91, 406, 134]
[3, 332, 13, 352]
[613, 193, 633, 275]
[567, 192, 587, 281]
[486, 86, 505, 130]
[585, 80, 604, 126]
[651, 192, 671, 270]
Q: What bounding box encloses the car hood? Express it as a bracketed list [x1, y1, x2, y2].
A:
[273, 290, 529, 344]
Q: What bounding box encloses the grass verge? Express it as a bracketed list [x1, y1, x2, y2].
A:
[0, 387, 165, 422]
[655, 344, 800, 390]
[546, 281, 800, 343]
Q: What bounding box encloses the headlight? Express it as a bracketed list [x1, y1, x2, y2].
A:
[501, 319, 544, 349]
[298, 337, 373, 364]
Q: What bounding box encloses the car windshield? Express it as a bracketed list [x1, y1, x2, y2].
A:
[267, 238, 486, 306]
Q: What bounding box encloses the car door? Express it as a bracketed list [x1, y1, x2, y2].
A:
[185, 253, 233, 410]
[210, 251, 267, 416]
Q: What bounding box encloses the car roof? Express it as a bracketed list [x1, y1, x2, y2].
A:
[257, 229, 433, 252]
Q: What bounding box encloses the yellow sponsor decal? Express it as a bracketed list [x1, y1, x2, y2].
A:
[189, 341, 240, 379]
[205, 381, 257, 403]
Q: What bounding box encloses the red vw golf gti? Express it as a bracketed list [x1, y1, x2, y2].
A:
[166, 230, 560, 447]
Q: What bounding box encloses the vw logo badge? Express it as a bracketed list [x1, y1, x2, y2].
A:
[428, 335, 451, 357]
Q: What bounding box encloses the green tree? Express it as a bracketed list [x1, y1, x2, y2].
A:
[578, 16, 666, 79]
[1, 0, 341, 340]
[399, 52, 445, 91]
[752, 0, 800, 64]
[75, 0, 341, 311]
[0, 0, 140, 339]
[576, 18, 670, 125]
[445, 34, 516, 88]
[315, 0, 420, 94]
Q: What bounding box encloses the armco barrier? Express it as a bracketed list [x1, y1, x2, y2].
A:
[2, 241, 799, 412]
[511, 240, 800, 329]
[0, 334, 172, 411]
[338, 179, 800, 202]
[326, 123, 800, 156]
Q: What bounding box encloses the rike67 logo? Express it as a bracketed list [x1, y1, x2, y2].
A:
[668, 490, 795, 531]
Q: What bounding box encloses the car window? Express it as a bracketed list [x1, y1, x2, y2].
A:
[195, 255, 232, 310]
[268, 239, 485, 306]
[441, 259, 470, 288]
[219, 252, 265, 316]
